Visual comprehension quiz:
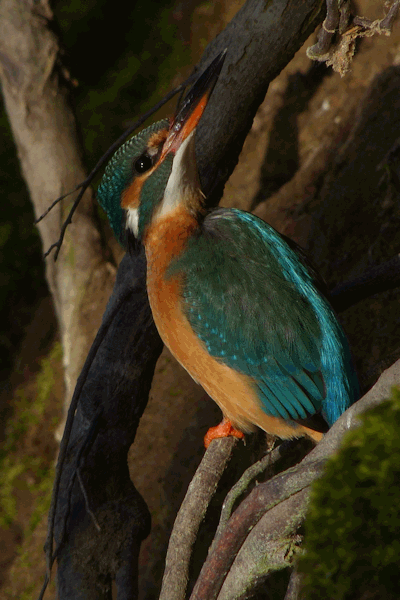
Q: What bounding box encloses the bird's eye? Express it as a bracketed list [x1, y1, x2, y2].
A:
[134, 153, 153, 174]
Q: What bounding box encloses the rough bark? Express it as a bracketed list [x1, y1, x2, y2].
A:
[52, 252, 162, 600]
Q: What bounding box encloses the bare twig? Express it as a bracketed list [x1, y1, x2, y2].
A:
[216, 492, 307, 600]
[213, 444, 280, 545]
[284, 569, 302, 600]
[330, 254, 400, 312]
[189, 459, 326, 600]
[306, 0, 348, 60]
[159, 437, 238, 600]
[381, 0, 400, 30]
[188, 359, 400, 599]
[353, 0, 400, 33]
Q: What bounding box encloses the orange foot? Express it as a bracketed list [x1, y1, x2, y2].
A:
[204, 418, 245, 449]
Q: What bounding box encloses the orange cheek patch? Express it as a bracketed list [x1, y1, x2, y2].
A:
[121, 178, 144, 210]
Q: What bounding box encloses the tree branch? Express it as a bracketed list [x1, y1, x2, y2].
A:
[159, 437, 238, 600]
[330, 254, 400, 312]
[189, 460, 325, 600]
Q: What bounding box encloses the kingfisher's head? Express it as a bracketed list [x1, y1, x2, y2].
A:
[97, 51, 226, 251]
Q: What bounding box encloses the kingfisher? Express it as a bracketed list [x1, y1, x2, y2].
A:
[97, 52, 359, 447]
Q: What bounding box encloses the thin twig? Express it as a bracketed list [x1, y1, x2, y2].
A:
[353, 0, 400, 33]
[381, 0, 400, 31]
[213, 445, 280, 544]
[306, 0, 344, 60]
[307, 0, 400, 69]
[37, 572, 50, 600]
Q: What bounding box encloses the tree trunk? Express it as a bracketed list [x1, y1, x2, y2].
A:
[0, 0, 115, 432]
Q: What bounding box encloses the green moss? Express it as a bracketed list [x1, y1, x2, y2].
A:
[0, 460, 25, 526]
[0, 343, 61, 529]
[15, 583, 36, 600]
[35, 342, 62, 411]
[298, 387, 400, 600]
[28, 475, 53, 533]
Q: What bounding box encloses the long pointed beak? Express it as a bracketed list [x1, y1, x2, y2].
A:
[160, 49, 227, 160]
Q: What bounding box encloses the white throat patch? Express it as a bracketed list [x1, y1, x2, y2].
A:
[154, 130, 201, 222]
[126, 207, 139, 236]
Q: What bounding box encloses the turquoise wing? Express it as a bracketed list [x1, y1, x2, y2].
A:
[168, 208, 358, 426]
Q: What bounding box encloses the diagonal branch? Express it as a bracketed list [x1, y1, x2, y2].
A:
[189, 459, 326, 600]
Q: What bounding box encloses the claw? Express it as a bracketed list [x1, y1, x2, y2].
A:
[204, 418, 245, 448]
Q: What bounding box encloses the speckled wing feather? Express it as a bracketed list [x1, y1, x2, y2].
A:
[168, 208, 358, 426]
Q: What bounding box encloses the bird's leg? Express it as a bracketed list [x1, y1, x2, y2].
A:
[204, 418, 245, 448]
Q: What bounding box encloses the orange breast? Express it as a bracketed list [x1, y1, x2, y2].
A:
[144, 207, 323, 442]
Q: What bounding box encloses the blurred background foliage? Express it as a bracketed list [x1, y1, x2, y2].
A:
[0, 0, 191, 378]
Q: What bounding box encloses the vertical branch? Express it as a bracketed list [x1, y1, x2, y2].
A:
[159, 438, 237, 600]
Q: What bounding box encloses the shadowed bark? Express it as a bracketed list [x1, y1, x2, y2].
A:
[53, 252, 162, 599]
